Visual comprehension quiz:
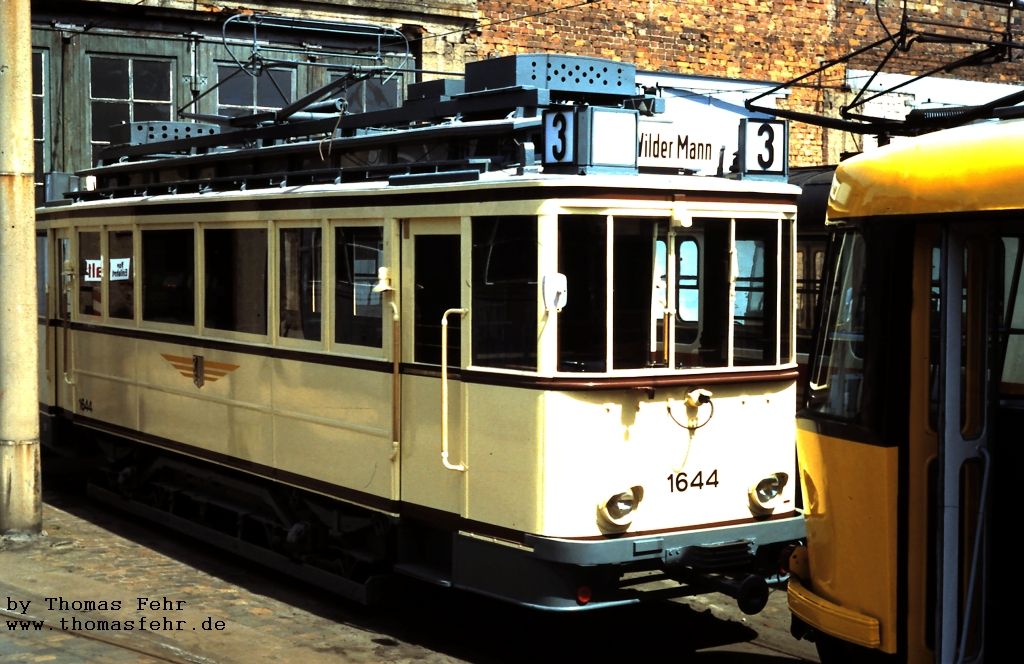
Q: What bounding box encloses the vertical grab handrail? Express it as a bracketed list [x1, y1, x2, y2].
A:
[441, 307, 468, 472]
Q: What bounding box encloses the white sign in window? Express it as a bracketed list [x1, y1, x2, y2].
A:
[110, 257, 131, 281]
[84, 259, 103, 282]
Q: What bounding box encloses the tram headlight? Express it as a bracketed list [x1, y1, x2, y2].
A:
[748, 472, 789, 516]
[597, 485, 644, 530]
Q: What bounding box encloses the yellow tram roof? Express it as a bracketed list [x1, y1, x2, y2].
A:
[827, 117, 1024, 222]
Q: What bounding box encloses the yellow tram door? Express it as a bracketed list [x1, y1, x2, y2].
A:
[398, 218, 469, 519]
[913, 224, 990, 664]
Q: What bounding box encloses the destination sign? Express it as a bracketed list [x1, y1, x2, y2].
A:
[638, 115, 788, 178]
[637, 117, 722, 173]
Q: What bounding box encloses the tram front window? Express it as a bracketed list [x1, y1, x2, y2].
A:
[1002, 236, 1024, 394]
[805, 226, 911, 437]
[613, 217, 667, 369]
[556, 215, 786, 372]
[808, 231, 866, 419]
[673, 219, 781, 369]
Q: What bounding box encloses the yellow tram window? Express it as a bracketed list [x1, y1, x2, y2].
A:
[1000, 236, 1024, 397]
[808, 231, 866, 418]
[927, 238, 987, 437]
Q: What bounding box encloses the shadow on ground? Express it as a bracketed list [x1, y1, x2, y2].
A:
[39, 454, 812, 663]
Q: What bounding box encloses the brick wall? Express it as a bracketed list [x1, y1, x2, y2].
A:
[471, 1, 1024, 166]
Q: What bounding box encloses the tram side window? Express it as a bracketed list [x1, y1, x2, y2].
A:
[471, 216, 538, 370]
[335, 226, 383, 348]
[78, 231, 101, 316]
[558, 215, 607, 372]
[108, 229, 134, 320]
[142, 229, 194, 325]
[204, 229, 268, 335]
[734, 220, 778, 366]
[279, 228, 322, 341]
[796, 237, 827, 357]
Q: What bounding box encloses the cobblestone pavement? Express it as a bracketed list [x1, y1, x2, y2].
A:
[2, 484, 819, 664]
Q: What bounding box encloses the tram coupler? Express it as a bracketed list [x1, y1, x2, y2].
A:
[661, 541, 771, 614]
[662, 558, 770, 614]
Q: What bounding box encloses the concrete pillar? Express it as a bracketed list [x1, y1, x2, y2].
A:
[0, 0, 42, 535]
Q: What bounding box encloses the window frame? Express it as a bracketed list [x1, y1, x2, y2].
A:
[31, 49, 47, 207]
[87, 53, 175, 164]
[330, 219, 388, 356]
[552, 208, 791, 374]
[139, 224, 197, 332]
[215, 61, 297, 117]
[276, 221, 326, 349]
[200, 223, 270, 341]
[470, 215, 539, 371]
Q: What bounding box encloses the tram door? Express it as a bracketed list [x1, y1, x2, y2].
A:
[399, 219, 468, 516]
[921, 224, 991, 664]
[53, 229, 75, 416]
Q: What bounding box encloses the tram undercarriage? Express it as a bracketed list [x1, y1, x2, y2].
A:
[44, 414, 792, 614]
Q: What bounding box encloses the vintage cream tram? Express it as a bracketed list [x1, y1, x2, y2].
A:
[36, 54, 803, 612]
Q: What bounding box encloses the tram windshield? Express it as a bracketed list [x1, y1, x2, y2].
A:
[807, 231, 866, 418]
[554, 214, 790, 373]
[803, 226, 913, 440]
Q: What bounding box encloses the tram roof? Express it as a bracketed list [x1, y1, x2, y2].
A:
[43, 53, 800, 210]
[827, 117, 1024, 222]
[37, 169, 800, 219]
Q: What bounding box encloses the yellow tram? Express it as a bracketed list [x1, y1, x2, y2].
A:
[788, 117, 1020, 661]
[36, 54, 804, 612]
